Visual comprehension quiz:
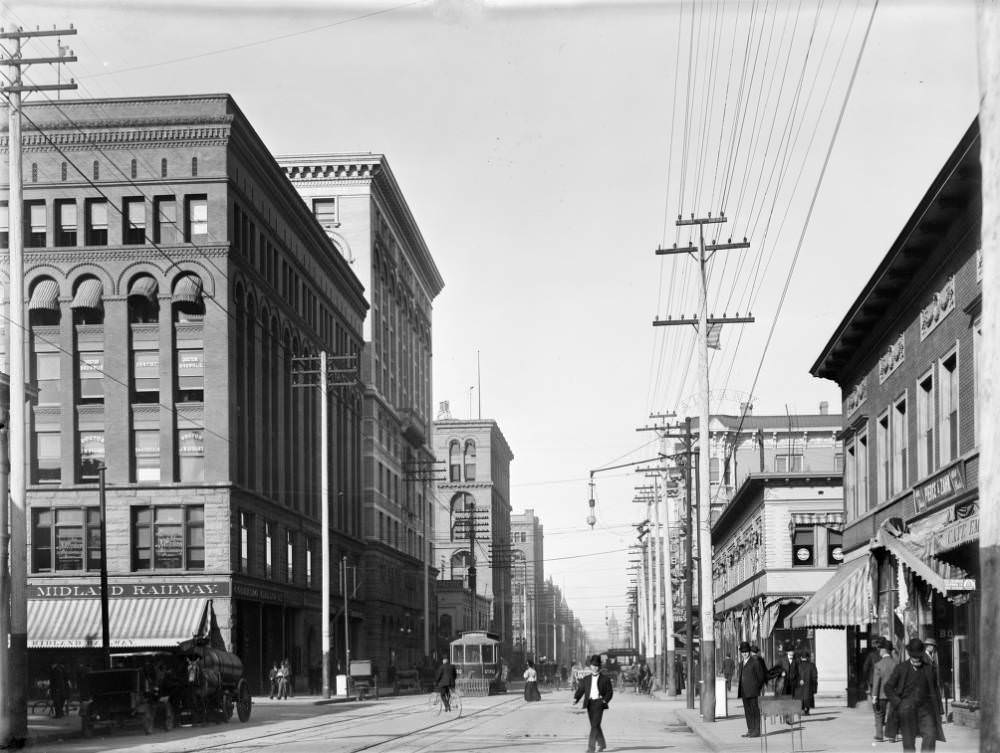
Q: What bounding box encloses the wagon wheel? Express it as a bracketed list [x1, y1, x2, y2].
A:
[235, 680, 252, 722]
[163, 702, 175, 732]
[222, 690, 235, 722]
[142, 705, 154, 735]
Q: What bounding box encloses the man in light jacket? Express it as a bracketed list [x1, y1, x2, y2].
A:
[871, 638, 898, 742]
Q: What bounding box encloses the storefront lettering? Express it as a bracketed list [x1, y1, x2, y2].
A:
[913, 463, 966, 512]
[930, 514, 979, 556]
[29, 581, 229, 599]
[232, 583, 285, 604]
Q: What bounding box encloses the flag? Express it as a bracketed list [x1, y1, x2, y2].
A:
[706, 322, 722, 350]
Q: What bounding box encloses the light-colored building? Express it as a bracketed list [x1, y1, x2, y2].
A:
[279, 154, 444, 673]
[510, 509, 544, 668]
[7, 95, 368, 695]
[432, 414, 514, 658]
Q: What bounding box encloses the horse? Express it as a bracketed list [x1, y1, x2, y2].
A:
[186, 656, 222, 723]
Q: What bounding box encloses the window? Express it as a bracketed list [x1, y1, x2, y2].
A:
[834, 452, 844, 471]
[131, 159, 138, 179]
[917, 371, 935, 478]
[0, 201, 7, 248]
[31, 162, 37, 182]
[154, 197, 177, 243]
[131, 505, 204, 570]
[775, 454, 803, 473]
[265, 522, 274, 578]
[185, 196, 208, 240]
[892, 396, 908, 493]
[78, 351, 104, 403]
[177, 428, 205, 481]
[176, 348, 204, 402]
[449, 440, 460, 482]
[306, 538, 313, 587]
[240, 512, 251, 574]
[710, 456, 720, 483]
[55, 200, 77, 246]
[123, 197, 146, 245]
[286, 531, 294, 583]
[79, 431, 104, 482]
[312, 198, 338, 229]
[35, 431, 61, 484]
[974, 317, 982, 445]
[132, 350, 160, 402]
[939, 351, 958, 464]
[85, 199, 108, 245]
[845, 440, 857, 519]
[26, 201, 46, 247]
[93, 160, 100, 180]
[31, 507, 101, 573]
[857, 431, 869, 513]
[827, 530, 844, 566]
[34, 351, 60, 405]
[61, 162, 67, 181]
[161, 158, 168, 178]
[877, 413, 890, 503]
[792, 525, 814, 566]
[133, 430, 159, 482]
[191, 157, 198, 177]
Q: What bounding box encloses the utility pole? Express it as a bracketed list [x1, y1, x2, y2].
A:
[404, 459, 445, 661]
[977, 3, 1000, 749]
[0, 25, 77, 746]
[685, 417, 696, 709]
[342, 555, 351, 696]
[654, 216, 752, 721]
[292, 351, 358, 699]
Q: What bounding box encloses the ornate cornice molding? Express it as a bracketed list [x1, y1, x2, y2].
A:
[1, 125, 231, 152]
[0, 246, 229, 267]
[282, 161, 380, 181]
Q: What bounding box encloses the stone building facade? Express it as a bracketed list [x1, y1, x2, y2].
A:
[3, 95, 367, 695]
[510, 508, 544, 669]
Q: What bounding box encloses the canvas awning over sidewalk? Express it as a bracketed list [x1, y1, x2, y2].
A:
[28, 597, 208, 648]
[785, 556, 871, 629]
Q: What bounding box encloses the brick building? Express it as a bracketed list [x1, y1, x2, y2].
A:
[795, 118, 981, 713]
[279, 154, 443, 675]
[2, 95, 367, 694]
[510, 509, 544, 670]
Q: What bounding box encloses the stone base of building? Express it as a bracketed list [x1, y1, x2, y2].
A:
[950, 703, 980, 729]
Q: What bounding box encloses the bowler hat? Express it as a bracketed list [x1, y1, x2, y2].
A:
[782, 641, 794, 652]
[924, 637, 937, 647]
[738, 641, 751, 653]
[589, 654, 602, 667]
[906, 638, 925, 657]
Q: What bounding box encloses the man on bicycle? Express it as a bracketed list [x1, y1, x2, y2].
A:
[434, 656, 457, 712]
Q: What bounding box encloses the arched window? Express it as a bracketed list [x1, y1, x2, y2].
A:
[449, 492, 475, 542]
[448, 440, 460, 482]
[171, 272, 204, 323]
[450, 550, 472, 580]
[463, 440, 477, 482]
[127, 274, 159, 323]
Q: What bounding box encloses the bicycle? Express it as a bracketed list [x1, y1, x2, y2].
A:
[427, 686, 462, 717]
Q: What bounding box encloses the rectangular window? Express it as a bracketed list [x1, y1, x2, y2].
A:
[35, 431, 61, 484]
[176, 348, 204, 402]
[123, 197, 146, 245]
[55, 200, 77, 246]
[132, 350, 160, 402]
[286, 531, 294, 583]
[240, 512, 251, 574]
[26, 201, 46, 247]
[35, 351, 60, 405]
[892, 396, 908, 493]
[185, 196, 208, 240]
[917, 371, 935, 478]
[306, 538, 313, 587]
[845, 441, 857, 519]
[827, 530, 844, 566]
[177, 428, 205, 482]
[792, 525, 815, 566]
[154, 197, 177, 244]
[131, 505, 204, 570]
[939, 351, 959, 464]
[265, 522, 274, 579]
[85, 199, 108, 245]
[31, 507, 101, 573]
[78, 351, 104, 402]
[312, 198, 338, 228]
[877, 413, 890, 503]
[0, 201, 8, 248]
[710, 457, 720, 483]
[79, 431, 104, 482]
[775, 454, 803, 473]
[974, 317, 982, 446]
[834, 452, 844, 472]
[857, 431, 869, 514]
[133, 429, 160, 482]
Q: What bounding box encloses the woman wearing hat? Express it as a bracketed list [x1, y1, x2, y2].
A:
[883, 638, 946, 752]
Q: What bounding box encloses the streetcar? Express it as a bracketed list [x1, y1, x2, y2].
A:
[449, 630, 507, 695]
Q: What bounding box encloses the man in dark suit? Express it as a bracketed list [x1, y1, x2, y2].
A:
[572, 654, 614, 753]
[434, 657, 457, 712]
[737, 640, 768, 738]
[883, 638, 946, 752]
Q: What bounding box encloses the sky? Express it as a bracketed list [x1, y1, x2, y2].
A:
[10, 0, 980, 643]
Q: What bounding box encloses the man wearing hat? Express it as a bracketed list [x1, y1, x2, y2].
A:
[871, 638, 898, 742]
[883, 638, 945, 751]
[770, 640, 798, 696]
[572, 654, 613, 753]
[736, 641, 768, 738]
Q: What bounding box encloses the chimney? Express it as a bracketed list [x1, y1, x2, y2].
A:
[819, 401, 829, 415]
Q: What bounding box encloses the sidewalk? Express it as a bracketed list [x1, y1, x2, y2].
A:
[672, 694, 981, 753]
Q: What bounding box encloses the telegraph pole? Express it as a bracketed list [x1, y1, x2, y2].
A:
[1, 25, 77, 746]
[977, 3, 1000, 749]
[654, 216, 752, 721]
[684, 418, 695, 709]
[292, 351, 358, 699]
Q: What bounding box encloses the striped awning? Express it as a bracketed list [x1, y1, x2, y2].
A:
[876, 531, 975, 597]
[172, 274, 203, 305]
[28, 279, 59, 312]
[71, 278, 103, 311]
[786, 556, 872, 629]
[128, 276, 159, 304]
[28, 597, 208, 649]
[789, 511, 844, 530]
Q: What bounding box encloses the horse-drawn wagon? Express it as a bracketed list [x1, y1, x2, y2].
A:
[172, 639, 252, 724]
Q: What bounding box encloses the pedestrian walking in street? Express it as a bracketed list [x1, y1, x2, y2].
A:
[792, 650, 818, 715]
[572, 654, 613, 753]
[268, 661, 280, 699]
[883, 638, 946, 752]
[722, 653, 735, 694]
[523, 660, 541, 702]
[770, 641, 798, 696]
[281, 658, 294, 698]
[736, 641, 767, 739]
[434, 656, 457, 712]
[871, 638, 898, 742]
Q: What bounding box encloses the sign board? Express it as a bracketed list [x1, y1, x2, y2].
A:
[930, 514, 979, 556]
[913, 462, 966, 513]
[30, 581, 229, 599]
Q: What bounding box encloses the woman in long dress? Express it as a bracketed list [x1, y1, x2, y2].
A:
[523, 660, 541, 702]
